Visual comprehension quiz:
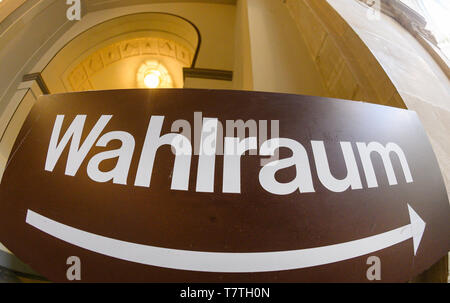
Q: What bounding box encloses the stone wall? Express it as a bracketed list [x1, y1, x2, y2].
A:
[283, 0, 406, 108]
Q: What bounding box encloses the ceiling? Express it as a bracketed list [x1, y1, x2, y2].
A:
[41, 12, 200, 92]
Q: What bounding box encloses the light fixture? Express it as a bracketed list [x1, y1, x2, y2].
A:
[144, 70, 161, 88]
[137, 60, 173, 89]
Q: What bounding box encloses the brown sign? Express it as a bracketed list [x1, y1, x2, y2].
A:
[0, 89, 448, 282]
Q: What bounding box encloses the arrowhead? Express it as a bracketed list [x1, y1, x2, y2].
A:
[407, 204, 426, 255]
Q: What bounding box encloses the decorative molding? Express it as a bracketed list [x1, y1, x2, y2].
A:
[284, 0, 407, 107]
[67, 37, 194, 91]
[183, 68, 233, 81]
[22, 73, 50, 95]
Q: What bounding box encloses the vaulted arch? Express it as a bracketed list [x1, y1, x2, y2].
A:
[41, 12, 201, 92]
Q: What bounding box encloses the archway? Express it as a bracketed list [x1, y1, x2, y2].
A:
[41, 12, 200, 92]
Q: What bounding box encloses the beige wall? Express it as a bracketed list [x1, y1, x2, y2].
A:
[327, 0, 450, 199]
[0, 0, 71, 124]
[0, 0, 27, 23]
[0, 81, 42, 182]
[242, 0, 328, 95]
[233, 0, 253, 90]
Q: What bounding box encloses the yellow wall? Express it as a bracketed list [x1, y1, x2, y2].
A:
[244, 0, 328, 95]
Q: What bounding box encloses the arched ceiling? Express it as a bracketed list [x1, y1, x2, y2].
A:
[41, 12, 199, 92]
[65, 37, 192, 91]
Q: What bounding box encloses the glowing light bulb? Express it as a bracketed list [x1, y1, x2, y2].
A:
[144, 70, 161, 88]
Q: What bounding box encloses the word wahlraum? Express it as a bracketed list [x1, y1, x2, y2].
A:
[45, 114, 413, 195]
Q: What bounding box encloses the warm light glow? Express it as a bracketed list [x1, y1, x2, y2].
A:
[144, 70, 161, 88]
[137, 60, 173, 89]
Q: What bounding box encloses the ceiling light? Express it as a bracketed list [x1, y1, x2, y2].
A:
[137, 61, 173, 89]
[144, 70, 161, 88]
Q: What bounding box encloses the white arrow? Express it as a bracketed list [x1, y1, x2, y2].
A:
[25, 204, 425, 273]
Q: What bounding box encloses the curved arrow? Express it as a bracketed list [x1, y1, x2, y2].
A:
[25, 204, 425, 273]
